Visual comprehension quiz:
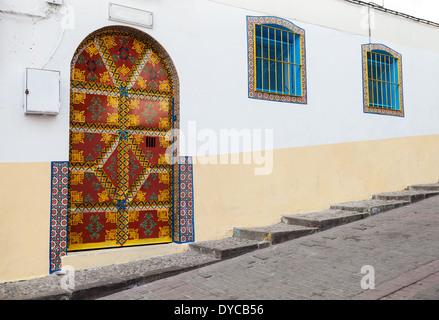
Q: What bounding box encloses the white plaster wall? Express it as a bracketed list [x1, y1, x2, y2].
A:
[210, 0, 439, 53]
[0, 0, 81, 163]
[178, 0, 439, 154]
[1, 0, 439, 163]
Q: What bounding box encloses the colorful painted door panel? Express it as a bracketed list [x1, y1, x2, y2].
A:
[68, 27, 175, 251]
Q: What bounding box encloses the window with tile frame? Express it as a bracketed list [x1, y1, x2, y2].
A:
[362, 44, 404, 117]
[247, 16, 307, 104]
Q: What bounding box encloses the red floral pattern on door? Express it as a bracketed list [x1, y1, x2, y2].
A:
[68, 28, 174, 251]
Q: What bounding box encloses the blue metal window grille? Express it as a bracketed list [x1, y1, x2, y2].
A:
[254, 24, 303, 97]
[366, 50, 400, 110]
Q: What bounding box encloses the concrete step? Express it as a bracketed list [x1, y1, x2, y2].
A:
[408, 183, 439, 192]
[330, 199, 410, 215]
[281, 209, 370, 231]
[233, 223, 318, 245]
[188, 237, 270, 260]
[372, 189, 439, 203]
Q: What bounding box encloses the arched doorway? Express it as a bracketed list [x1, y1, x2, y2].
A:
[67, 26, 179, 251]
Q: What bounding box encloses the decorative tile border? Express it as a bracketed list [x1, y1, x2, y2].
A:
[49, 161, 69, 273]
[247, 16, 307, 104]
[49, 27, 187, 267]
[174, 157, 195, 243]
[361, 43, 404, 117]
[50, 158, 194, 271]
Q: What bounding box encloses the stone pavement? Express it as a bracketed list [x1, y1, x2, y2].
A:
[98, 195, 439, 300]
[0, 251, 218, 300]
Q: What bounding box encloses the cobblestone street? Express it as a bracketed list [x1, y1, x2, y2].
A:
[98, 196, 439, 301]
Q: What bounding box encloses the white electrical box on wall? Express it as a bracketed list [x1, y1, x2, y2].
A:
[108, 3, 153, 28]
[24, 68, 60, 115]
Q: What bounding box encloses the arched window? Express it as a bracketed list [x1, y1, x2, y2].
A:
[247, 16, 307, 104]
[362, 44, 404, 117]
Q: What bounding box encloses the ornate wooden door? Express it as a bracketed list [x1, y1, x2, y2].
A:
[68, 27, 175, 251]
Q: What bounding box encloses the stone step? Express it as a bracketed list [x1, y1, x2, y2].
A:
[233, 223, 318, 245]
[330, 199, 410, 215]
[281, 209, 370, 231]
[188, 237, 270, 260]
[408, 183, 439, 191]
[372, 189, 439, 203]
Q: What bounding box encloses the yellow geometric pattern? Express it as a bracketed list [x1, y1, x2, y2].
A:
[132, 40, 144, 54]
[70, 232, 83, 244]
[103, 36, 116, 49]
[117, 64, 130, 77]
[157, 209, 169, 222]
[73, 69, 85, 82]
[70, 212, 83, 226]
[72, 110, 85, 123]
[73, 92, 86, 104]
[71, 172, 84, 185]
[158, 190, 169, 202]
[107, 113, 118, 124]
[70, 191, 83, 204]
[100, 72, 110, 83]
[105, 229, 117, 242]
[105, 212, 117, 224]
[72, 132, 85, 144]
[159, 173, 169, 184]
[85, 43, 99, 57]
[159, 226, 170, 238]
